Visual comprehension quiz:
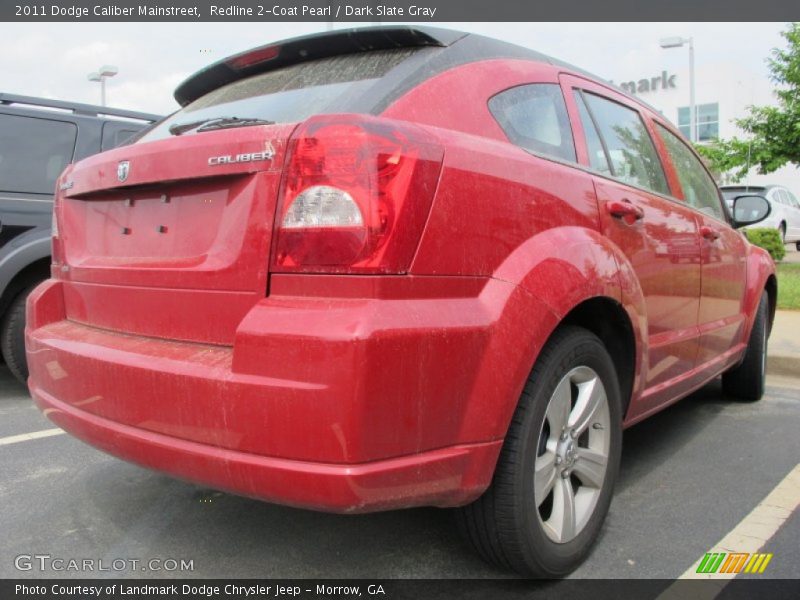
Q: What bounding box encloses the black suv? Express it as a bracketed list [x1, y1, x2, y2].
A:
[0, 93, 160, 383]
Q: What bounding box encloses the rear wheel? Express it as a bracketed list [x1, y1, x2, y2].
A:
[779, 223, 786, 244]
[0, 283, 38, 384]
[455, 326, 622, 577]
[722, 293, 768, 401]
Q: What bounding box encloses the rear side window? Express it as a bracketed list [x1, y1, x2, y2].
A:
[579, 92, 669, 195]
[0, 114, 77, 195]
[140, 49, 418, 143]
[656, 123, 725, 221]
[488, 84, 576, 162]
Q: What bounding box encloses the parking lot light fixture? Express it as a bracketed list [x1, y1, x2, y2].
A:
[659, 36, 695, 142]
[87, 65, 118, 106]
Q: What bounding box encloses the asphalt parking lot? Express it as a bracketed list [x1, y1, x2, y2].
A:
[1, 365, 798, 581]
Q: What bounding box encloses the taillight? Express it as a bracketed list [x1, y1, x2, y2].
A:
[272, 114, 443, 273]
[51, 174, 65, 268]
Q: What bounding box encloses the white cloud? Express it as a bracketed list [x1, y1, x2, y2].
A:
[0, 21, 788, 115]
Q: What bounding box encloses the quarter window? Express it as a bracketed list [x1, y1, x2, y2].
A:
[656, 123, 725, 220]
[0, 114, 77, 195]
[489, 84, 576, 162]
[579, 92, 670, 195]
[573, 92, 611, 175]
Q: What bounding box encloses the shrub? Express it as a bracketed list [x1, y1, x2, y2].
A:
[745, 227, 786, 262]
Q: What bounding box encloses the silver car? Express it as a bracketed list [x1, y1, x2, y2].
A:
[721, 184, 800, 249]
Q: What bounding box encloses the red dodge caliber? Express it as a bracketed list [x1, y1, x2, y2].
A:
[26, 27, 776, 576]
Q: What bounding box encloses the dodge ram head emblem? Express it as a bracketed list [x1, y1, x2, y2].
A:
[117, 161, 130, 182]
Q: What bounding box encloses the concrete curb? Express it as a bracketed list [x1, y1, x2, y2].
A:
[768, 354, 800, 379]
[768, 310, 800, 379]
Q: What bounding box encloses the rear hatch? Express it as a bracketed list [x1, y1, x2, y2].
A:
[55, 41, 436, 345]
[58, 126, 291, 345]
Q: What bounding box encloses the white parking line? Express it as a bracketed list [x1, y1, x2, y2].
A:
[658, 463, 800, 599]
[0, 428, 66, 447]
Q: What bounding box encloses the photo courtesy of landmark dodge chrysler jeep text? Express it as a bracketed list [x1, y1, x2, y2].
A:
[26, 27, 776, 577]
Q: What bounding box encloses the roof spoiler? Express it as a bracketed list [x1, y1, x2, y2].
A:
[0, 93, 161, 122]
[174, 26, 467, 106]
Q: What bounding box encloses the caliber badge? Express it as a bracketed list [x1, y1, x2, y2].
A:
[208, 141, 276, 166]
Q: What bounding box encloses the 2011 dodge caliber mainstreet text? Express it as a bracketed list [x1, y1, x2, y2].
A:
[26, 27, 776, 577]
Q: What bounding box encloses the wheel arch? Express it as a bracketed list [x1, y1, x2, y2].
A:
[0, 231, 52, 318]
[764, 273, 777, 335]
[560, 297, 637, 419]
[743, 244, 777, 342]
[460, 226, 647, 447]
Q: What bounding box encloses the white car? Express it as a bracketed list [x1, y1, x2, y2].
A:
[721, 184, 800, 249]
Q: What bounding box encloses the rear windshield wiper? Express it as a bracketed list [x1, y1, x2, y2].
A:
[168, 116, 275, 136]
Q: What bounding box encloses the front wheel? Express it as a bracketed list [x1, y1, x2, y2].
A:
[722, 293, 769, 401]
[455, 326, 622, 577]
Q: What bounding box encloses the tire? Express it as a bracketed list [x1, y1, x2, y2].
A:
[0, 283, 38, 385]
[796, 241, 800, 252]
[455, 326, 623, 577]
[779, 224, 786, 244]
[722, 293, 769, 401]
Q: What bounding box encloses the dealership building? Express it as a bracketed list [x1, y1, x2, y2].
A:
[610, 61, 800, 193]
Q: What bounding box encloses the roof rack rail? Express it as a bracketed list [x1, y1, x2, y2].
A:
[0, 93, 161, 122]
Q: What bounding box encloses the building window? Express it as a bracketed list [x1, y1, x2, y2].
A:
[678, 103, 719, 142]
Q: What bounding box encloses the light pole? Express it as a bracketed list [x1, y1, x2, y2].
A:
[660, 36, 695, 142]
[87, 65, 118, 107]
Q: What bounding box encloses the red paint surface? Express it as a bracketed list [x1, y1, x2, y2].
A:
[27, 56, 775, 512]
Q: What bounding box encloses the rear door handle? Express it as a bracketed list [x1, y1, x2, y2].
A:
[606, 199, 644, 221]
[700, 225, 720, 241]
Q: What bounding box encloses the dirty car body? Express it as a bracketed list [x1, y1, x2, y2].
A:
[26, 27, 776, 576]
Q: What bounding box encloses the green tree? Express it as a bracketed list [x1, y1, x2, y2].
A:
[696, 23, 800, 181]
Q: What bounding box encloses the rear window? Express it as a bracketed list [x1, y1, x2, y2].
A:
[140, 49, 418, 143]
[0, 113, 77, 195]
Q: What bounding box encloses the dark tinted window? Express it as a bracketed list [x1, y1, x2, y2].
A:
[582, 92, 669, 195]
[656, 123, 725, 220]
[141, 49, 418, 143]
[489, 84, 576, 162]
[0, 114, 77, 195]
[573, 91, 611, 175]
[101, 123, 141, 151]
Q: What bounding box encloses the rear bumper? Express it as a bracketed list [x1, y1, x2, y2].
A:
[30, 382, 500, 513]
[25, 277, 521, 512]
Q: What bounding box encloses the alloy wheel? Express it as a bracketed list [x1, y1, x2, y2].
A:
[534, 366, 611, 544]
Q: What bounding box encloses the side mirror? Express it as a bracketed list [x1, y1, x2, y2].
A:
[732, 195, 771, 228]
